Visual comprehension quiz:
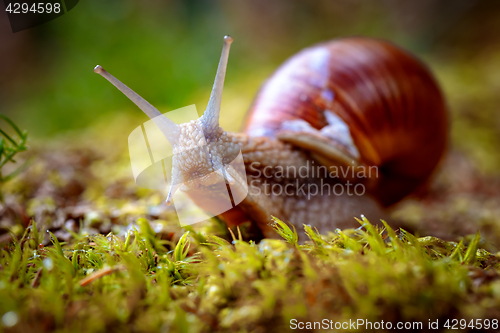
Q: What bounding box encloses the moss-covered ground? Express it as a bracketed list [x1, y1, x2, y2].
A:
[2, 214, 500, 332]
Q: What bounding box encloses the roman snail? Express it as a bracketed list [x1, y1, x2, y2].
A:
[94, 35, 448, 239]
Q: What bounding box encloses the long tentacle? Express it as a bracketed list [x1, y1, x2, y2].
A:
[94, 65, 180, 145]
[200, 35, 233, 139]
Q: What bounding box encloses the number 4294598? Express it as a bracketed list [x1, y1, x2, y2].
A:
[5, 2, 61, 14]
[444, 319, 498, 330]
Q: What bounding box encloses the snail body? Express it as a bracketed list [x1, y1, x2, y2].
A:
[95, 36, 447, 238]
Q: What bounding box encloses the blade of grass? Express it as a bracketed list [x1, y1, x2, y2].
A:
[271, 216, 298, 246]
[174, 232, 190, 262]
[464, 232, 481, 265]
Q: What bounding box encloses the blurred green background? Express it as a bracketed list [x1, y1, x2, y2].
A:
[1, 0, 499, 172]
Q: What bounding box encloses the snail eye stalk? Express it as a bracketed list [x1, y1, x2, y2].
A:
[200, 35, 233, 139]
[93, 65, 180, 145]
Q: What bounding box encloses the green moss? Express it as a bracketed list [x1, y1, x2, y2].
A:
[1, 216, 499, 332]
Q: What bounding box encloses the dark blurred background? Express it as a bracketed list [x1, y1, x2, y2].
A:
[1, 0, 500, 173]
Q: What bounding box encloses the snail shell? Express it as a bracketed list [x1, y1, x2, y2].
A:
[244, 37, 448, 206]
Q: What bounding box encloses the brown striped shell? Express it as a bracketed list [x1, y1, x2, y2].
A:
[244, 37, 448, 206]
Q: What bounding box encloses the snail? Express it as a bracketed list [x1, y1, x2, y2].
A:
[94, 35, 447, 238]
